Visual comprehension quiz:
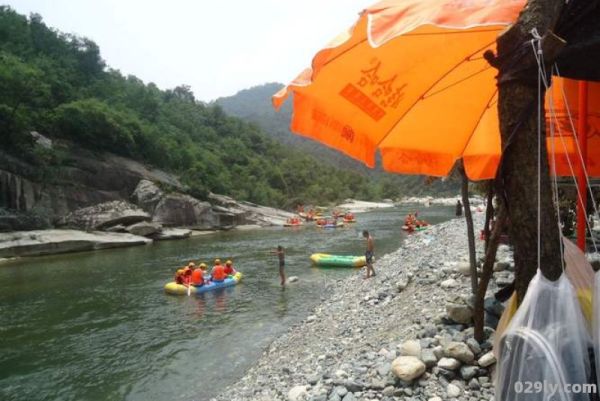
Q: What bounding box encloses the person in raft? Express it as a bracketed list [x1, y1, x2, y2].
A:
[224, 260, 236, 276]
[363, 230, 376, 279]
[270, 245, 286, 287]
[191, 264, 205, 287]
[211, 259, 227, 282]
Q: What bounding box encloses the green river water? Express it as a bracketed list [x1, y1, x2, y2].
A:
[0, 205, 454, 401]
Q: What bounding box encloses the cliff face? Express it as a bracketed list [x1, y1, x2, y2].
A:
[0, 147, 294, 232]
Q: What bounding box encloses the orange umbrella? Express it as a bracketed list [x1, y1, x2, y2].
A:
[273, 0, 600, 180]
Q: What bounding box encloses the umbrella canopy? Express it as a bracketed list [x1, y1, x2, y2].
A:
[274, 0, 600, 180]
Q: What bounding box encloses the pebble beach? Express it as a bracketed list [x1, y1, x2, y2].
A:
[214, 213, 514, 401]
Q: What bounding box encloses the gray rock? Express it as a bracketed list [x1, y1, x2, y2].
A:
[469, 378, 481, 390]
[344, 381, 364, 393]
[421, 349, 438, 368]
[60, 200, 150, 230]
[437, 357, 460, 370]
[0, 229, 151, 258]
[446, 301, 473, 324]
[396, 278, 409, 292]
[131, 179, 164, 213]
[334, 386, 348, 397]
[447, 383, 462, 398]
[126, 221, 162, 237]
[153, 193, 214, 228]
[444, 342, 475, 364]
[466, 338, 482, 355]
[341, 393, 356, 401]
[460, 366, 479, 381]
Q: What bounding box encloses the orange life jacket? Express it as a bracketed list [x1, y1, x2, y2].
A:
[191, 268, 204, 286]
[212, 265, 226, 281]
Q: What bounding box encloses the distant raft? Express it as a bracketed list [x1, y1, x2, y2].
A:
[310, 253, 366, 268]
[164, 272, 243, 295]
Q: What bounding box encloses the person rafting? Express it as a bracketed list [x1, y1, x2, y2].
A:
[174, 268, 186, 285]
[270, 245, 286, 288]
[363, 230, 376, 278]
[191, 265, 205, 287]
[224, 260, 236, 276]
[211, 259, 226, 282]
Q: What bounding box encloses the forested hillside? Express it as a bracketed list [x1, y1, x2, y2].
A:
[0, 7, 408, 209]
[216, 84, 461, 196]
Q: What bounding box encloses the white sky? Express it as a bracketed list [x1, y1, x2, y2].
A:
[7, 0, 373, 101]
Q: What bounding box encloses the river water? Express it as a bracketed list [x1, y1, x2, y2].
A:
[0, 205, 454, 401]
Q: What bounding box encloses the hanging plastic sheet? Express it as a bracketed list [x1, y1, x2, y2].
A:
[496, 270, 592, 401]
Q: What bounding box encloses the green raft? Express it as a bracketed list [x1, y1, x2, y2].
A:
[310, 253, 366, 268]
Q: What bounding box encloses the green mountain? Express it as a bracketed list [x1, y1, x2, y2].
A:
[215, 83, 460, 196]
[0, 7, 413, 210]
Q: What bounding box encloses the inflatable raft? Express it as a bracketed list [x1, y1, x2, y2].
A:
[164, 272, 243, 295]
[310, 253, 366, 268]
[317, 221, 345, 229]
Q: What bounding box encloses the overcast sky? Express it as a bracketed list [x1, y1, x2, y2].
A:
[8, 0, 373, 101]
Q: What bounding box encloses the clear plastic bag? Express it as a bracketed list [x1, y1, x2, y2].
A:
[496, 270, 592, 401]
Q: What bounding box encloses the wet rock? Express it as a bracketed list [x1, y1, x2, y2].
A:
[421, 349, 438, 368]
[152, 228, 192, 241]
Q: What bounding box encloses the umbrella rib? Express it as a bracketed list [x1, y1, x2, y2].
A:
[423, 64, 493, 100]
[458, 88, 499, 161]
[374, 39, 497, 148]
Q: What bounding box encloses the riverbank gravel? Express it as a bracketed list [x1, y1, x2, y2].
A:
[214, 213, 508, 401]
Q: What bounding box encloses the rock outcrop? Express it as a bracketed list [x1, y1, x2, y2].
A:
[58, 201, 151, 230]
[0, 229, 151, 257]
[152, 194, 214, 228]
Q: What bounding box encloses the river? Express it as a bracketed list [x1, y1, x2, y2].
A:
[0, 205, 455, 401]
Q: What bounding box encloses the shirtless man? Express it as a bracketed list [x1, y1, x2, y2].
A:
[363, 230, 376, 278]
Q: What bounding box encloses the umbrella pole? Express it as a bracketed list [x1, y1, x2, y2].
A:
[576, 81, 588, 251]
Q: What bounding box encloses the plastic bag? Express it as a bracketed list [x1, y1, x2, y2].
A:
[496, 270, 592, 401]
[564, 238, 595, 330]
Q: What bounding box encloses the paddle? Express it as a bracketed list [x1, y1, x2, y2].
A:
[187, 280, 191, 296]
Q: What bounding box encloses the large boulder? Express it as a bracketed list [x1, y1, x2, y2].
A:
[59, 201, 151, 230]
[125, 221, 162, 237]
[152, 194, 214, 228]
[131, 180, 164, 213]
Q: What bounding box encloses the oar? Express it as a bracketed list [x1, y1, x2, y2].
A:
[187, 280, 192, 296]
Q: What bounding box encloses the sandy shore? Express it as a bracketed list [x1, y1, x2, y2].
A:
[213, 214, 510, 401]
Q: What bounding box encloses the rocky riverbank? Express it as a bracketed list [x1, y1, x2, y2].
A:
[214, 213, 512, 401]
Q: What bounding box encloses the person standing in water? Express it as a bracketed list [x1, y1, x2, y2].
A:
[363, 230, 375, 278]
[456, 200, 463, 217]
[270, 245, 286, 288]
